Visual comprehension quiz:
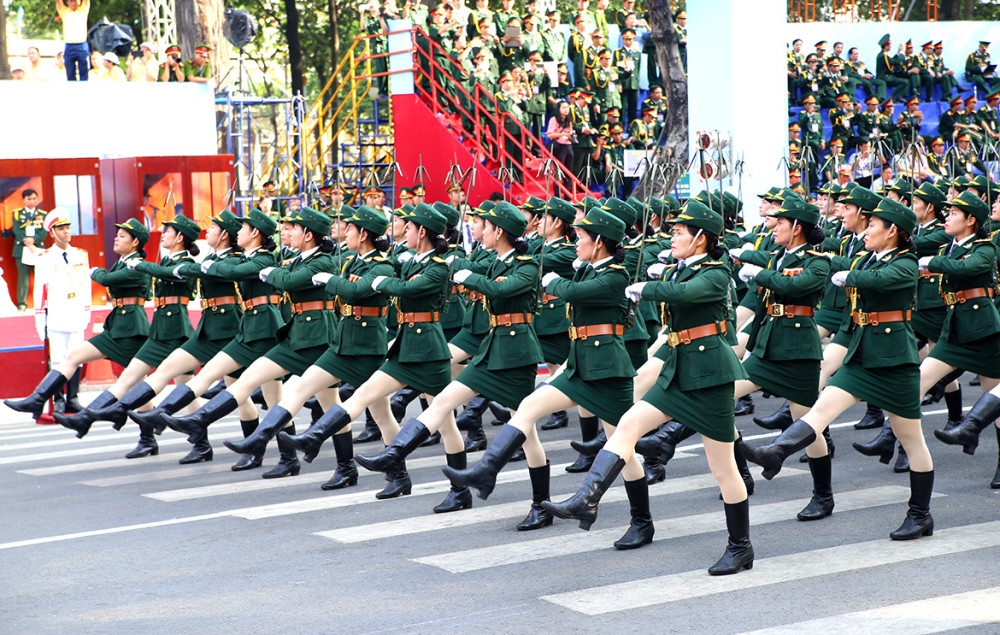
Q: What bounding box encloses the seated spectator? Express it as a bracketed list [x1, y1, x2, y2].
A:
[127, 43, 159, 82]
[99, 53, 127, 82]
[89, 50, 104, 78]
[11, 66, 26, 80]
[24, 47, 54, 81]
[185, 46, 212, 84]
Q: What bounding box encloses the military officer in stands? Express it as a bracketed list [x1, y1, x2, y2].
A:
[8, 189, 46, 312]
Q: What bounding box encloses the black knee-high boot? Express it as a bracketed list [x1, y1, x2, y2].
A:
[797, 454, 834, 520]
[249, 386, 267, 409]
[389, 387, 421, 422]
[890, 470, 934, 540]
[180, 427, 213, 464]
[753, 400, 793, 431]
[708, 499, 754, 575]
[223, 405, 293, 457]
[441, 424, 526, 500]
[740, 419, 817, 480]
[231, 418, 262, 471]
[353, 408, 381, 444]
[321, 430, 359, 490]
[355, 418, 431, 474]
[54, 390, 116, 438]
[934, 392, 1000, 454]
[202, 379, 226, 400]
[635, 420, 696, 465]
[613, 477, 654, 549]
[734, 394, 754, 416]
[733, 435, 755, 496]
[517, 461, 553, 531]
[262, 423, 301, 478]
[376, 458, 412, 499]
[854, 402, 885, 430]
[161, 391, 239, 440]
[125, 420, 159, 459]
[64, 368, 83, 413]
[541, 449, 625, 530]
[566, 415, 601, 472]
[943, 386, 963, 430]
[991, 427, 1000, 489]
[455, 396, 488, 432]
[540, 409, 569, 430]
[853, 417, 897, 464]
[129, 384, 196, 434]
[643, 453, 666, 485]
[88, 382, 156, 430]
[434, 452, 473, 513]
[487, 400, 511, 426]
[4, 370, 67, 420]
[280, 404, 353, 463]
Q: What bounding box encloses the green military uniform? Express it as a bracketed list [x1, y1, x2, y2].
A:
[363, 14, 389, 94]
[211, 246, 283, 368]
[131, 247, 196, 367]
[628, 115, 654, 150]
[818, 70, 848, 108]
[673, 20, 687, 71]
[878, 103, 904, 151]
[467, 6, 492, 38]
[954, 105, 984, 148]
[571, 97, 596, 178]
[615, 40, 641, 126]
[450, 247, 498, 357]
[531, 212, 577, 365]
[592, 63, 621, 112]
[829, 103, 857, 148]
[170, 246, 245, 363]
[88, 220, 153, 367]
[10, 205, 45, 309]
[525, 64, 551, 136]
[845, 57, 886, 100]
[965, 45, 1000, 99]
[568, 28, 588, 87]
[977, 98, 1000, 141]
[184, 58, 211, 81]
[939, 99, 961, 141]
[640, 95, 668, 138]
[910, 212, 951, 343]
[876, 44, 911, 100]
[813, 226, 871, 333]
[542, 23, 568, 62]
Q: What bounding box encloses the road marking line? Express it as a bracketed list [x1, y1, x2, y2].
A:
[415, 485, 928, 573]
[18, 451, 211, 476]
[540, 520, 1000, 615]
[0, 512, 231, 551]
[81, 462, 238, 486]
[742, 586, 1000, 635]
[0, 420, 243, 451]
[317, 468, 806, 545]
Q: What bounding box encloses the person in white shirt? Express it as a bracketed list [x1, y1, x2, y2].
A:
[32, 209, 91, 414]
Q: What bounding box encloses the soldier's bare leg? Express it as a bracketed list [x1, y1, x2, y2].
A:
[57, 342, 105, 378]
[889, 414, 932, 472]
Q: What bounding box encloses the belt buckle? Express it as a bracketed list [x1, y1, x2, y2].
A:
[341, 304, 352, 317]
[489, 315, 497, 328]
[943, 291, 957, 305]
[769, 303, 784, 317]
[856, 311, 869, 327]
[569, 326, 579, 340]
[666, 332, 680, 348]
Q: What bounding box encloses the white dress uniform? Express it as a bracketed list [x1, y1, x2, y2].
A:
[32, 231, 91, 369]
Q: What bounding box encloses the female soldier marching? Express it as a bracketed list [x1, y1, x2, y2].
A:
[5, 219, 152, 424]
[742, 199, 936, 541]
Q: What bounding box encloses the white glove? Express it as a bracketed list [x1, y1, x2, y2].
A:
[831, 271, 849, 287]
[258, 266, 276, 282]
[172, 265, 185, 279]
[89, 266, 101, 276]
[371, 275, 388, 291]
[123, 259, 140, 270]
[739, 263, 763, 282]
[646, 263, 667, 279]
[625, 282, 646, 302]
[572, 258, 584, 271]
[728, 247, 746, 261]
[397, 251, 413, 264]
[34, 312, 45, 342]
[918, 256, 932, 270]
[657, 250, 673, 263]
[312, 272, 335, 286]
[200, 260, 214, 274]
[541, 271, 561, 288]
[444, 254, 456, 265]
[453, 269, 473, 284]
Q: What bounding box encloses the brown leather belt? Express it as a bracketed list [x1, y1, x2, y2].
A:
[542, 293, 561, 303]
[853, 309, 911, 326]
[467, 291, 484, 302]
[399, 311, 440, 324]
[942, 287, 993, 305]
[490, 313, 533, 327]
[243, 295, 282, 310]
[568, 324, 625, 340]
[154, 296, 190, 308]
[201, 296, 238, 309]
[111, 297, 145, 308]
[919, 270, 939, 280]
[666, 321, 727, 347]
[292, 300, 336, 314]
[341, 304, 389, 318]
[766, 303, 814, 318]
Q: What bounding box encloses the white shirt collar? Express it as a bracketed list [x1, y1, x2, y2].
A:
[785, 243, 807, 254]
[496, 248, 515, 261]
[681, 253, 708, 267]
[358, 249, 377, 259]
[413, 249, 435, 262]
[590, 255, 614, 268]
[874, 247, 898, 261]
[216, 248, 231, 257]
[244, 246, 260, 257]
[955, 233, 976, 247]
[298, 246, 319, 260]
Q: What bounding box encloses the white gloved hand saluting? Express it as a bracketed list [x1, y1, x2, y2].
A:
[739, 263, 763, 282]
[312, 272, 334, 286]
[200, 260, 214, 274]
[625, 282, 646, 302]
[831, 270, 849, 287]
[123, 259, 140, 270]
[917, 256, 932, 270]
[397, 251, 413, 264]
[258, 266, 276, 282]
[371, 275, 388, 291]
[452, 269, 473, 284]
[657, 250, 673, 263]
[646, 263, 667, 279]
[541, 271, 561, 288]
[572, 258, 584, 271]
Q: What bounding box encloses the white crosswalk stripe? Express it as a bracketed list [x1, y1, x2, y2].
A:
[316, 468, 805, 545]
[540, 520, 1000, 615]
[414, 485, 933, 573]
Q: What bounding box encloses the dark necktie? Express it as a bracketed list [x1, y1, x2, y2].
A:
[63, 252, 69, 264]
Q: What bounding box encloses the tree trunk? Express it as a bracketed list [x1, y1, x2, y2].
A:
[632, 0, 688, 199]
[0, 2, 10, 80]
[284, 0, 305, 97]
[176, 0, 230, 87]
[938, 0, 961, 20]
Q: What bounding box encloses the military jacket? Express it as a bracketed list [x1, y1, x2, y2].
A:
[211, 248, 283, 344]
[324, 250, 393, 357]
[614, 46, 641, 90]
[11, 207, 45, 260]
[913, 220, 950, 311]
[379, 251, 451, 362]
[134, 250, 196, 341]
[532, 237, 576, 336]
[265, 248, 336, 350]
[91, 252, 151, 339]
[927, 238, 1000, 345]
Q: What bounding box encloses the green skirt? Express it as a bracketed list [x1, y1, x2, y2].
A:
[641, 378, 736, 443]
[625, 339, 648, 371]
[221, 336, 277, 369]
[134, 336, 188, 368]
[314, 350, 385, 388]
[911, 307, 946, 343]
[457, 362, 538, 410]
[827, 360, 921, 419]
[89, 332, 146, 368]
[264, 342, 329, 377]
[549, 373, 633, 425]
[929, 334, 1000, 379]
[449, 328, 486, 357]
[743, 355, 819, 407]
[537, 333, 571, 366]
[380, 358, 451, 396]
[814, 305, 846, 333]
[180, 334, 230, 364]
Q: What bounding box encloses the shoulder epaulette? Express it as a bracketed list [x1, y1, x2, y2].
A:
[724, 228, 740, 234]
[516, 255, 534, 261]
[972, 238, 994, 245]
[643, 237, 659, 243]
[770, 249, 781, 255]
[806, 250, 829, 257]
[609, 264, 627, 270]
[431, 256, 448, 264]
[373, 255, 389, 262]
